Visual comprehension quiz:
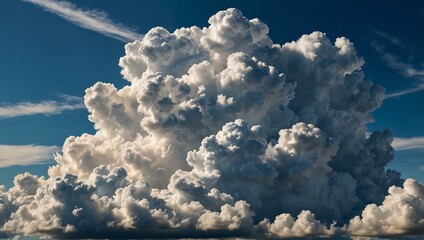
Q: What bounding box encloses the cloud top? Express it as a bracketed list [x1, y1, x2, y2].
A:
[0, 8, 421, 239]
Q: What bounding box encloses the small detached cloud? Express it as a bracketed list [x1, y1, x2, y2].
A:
[0, 94, 84, 119]
[0, 8, 422, 239]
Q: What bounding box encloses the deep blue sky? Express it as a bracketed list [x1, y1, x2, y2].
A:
[0, 0, 423, 188]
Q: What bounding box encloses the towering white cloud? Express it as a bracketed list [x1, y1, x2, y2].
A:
[0, 8, 422, 239]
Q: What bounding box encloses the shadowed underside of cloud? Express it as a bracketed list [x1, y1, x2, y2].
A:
[22, 0, 143, 42]
[0, 94, 84, 119]
[1, 8, 423, 239]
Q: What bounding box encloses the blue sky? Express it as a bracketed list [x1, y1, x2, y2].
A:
[0, 0, 423, 189]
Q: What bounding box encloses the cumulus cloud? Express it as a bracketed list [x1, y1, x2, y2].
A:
[23, 0, 143, 42]
[256, 210, 336, 238]
[347, 178, 424, 237]
[0, 94, 84, 119]
[0, 8, 421, 239]
[0, 145, 59, 167]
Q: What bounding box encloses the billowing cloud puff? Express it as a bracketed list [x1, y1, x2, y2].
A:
[256, 210, 336, 238]
[0, 8, 421, 239]
[347, 178, 424, 237]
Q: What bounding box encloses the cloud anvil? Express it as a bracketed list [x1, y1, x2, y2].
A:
[1, 8, 423, 239]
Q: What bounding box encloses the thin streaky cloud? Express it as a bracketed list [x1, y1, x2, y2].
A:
[385, 84, 424, 99]
[372, 42, 424, 81]
[381, 52, 424, 80]
[23, 0, 143, 42]
[371, 29, 408, 49]
[367, 132, 424, 151]
[371, 42, 424, 98]
[0, 144, 59, 168]
[0, 95, 85, 119]
[392, 136, 424, 151]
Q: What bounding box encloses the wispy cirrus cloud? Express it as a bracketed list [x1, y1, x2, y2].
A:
[367, 132, 424, 151]
[372, 42, 424, 81]
[0, 144, 59, 167]
[371, 29, 408, 50]
[0, 94, 85, 119]
[23, 0, 143, 42]
[392, 136, 424, 151]
[385, 83, 424, 99]
[371, 30, 424, 99]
